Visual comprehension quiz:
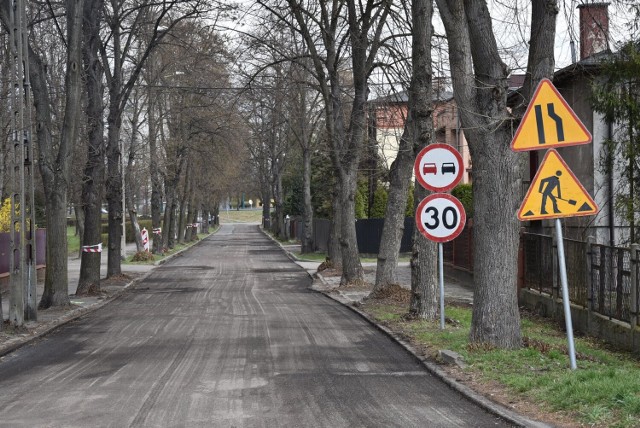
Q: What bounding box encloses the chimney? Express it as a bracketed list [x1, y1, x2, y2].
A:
[578, 3, 610, 60]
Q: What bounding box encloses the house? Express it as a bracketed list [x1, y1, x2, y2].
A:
[369, 84, 473, 184]
[523, 2, 630, 246]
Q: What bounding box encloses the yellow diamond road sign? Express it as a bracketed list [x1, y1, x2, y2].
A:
[511, 78, 592, 151]
[518, 149, 599, 221]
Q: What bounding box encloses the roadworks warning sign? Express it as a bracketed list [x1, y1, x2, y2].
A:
[518, 149, 599, 221]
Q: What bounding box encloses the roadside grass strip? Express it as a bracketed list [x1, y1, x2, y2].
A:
[362, 301, 640, 428]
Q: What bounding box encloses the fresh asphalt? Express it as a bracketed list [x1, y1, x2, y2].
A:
[0, 224, 513, 427]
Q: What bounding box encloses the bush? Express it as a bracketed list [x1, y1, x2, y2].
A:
[370, 187, 388, 218]
[0, 198, 13, 233]
[452, 183, 473, 217]
[405, 184, 415, 217]
[131, 250, 155, 262]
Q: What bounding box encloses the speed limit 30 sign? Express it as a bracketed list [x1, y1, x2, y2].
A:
[415, 193, 466, 243]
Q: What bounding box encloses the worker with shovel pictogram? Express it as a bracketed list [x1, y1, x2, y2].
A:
[538, 170, 577, 214]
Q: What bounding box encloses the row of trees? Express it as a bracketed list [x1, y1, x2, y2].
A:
[0, 0, 247, 326]
[240, 0, 557, 349]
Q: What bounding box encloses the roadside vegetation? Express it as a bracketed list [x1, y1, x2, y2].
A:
[218, 209, 263, 224]
[359, 294, 640, 428]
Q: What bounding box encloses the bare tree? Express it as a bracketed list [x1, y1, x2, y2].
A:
[257, 0, 392, 284]
[434, 0, 557, 348]
[0, 0, 84, 308]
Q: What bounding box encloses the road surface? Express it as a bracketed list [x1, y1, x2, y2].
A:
[0, 224, 511, 427]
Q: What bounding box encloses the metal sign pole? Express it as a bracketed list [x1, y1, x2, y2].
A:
[555, 218, 577, 370]
[438, 242, 445, 330]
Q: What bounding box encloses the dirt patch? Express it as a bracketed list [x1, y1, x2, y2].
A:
[365, 284, 411, 305]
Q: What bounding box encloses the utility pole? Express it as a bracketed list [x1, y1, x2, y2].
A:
[9, 0, 37, 326]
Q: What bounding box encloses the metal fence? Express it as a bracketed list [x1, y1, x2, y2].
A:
[288, 218, 639, 327]
[590, 244, 632, 323]
[521, 232, 639, 326]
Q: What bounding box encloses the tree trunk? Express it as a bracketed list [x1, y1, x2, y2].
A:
[273, 174, 284, 239]
[408, 0, 438, 318]
[301, 146, 314, 253]
[74, 204, 85, 258]
[261, 188, 270, 228]
[125, 97, 144, 253]
[435, 0, 557, 348]
[327, 187, 342, 267]
[0, 0, 83, 309]
[148, 89, 163, 254]
[105, 96, 123, 277]
[168, 198, 178, 248]
[77, 0, 106, 295]
[410, 184, 438, 318]
[338, 168, 363, 284]
[177, 171, 190, 244]
[373, 115, 415, 292]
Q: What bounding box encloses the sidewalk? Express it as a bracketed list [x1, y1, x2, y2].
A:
[1, 243, 156, 352]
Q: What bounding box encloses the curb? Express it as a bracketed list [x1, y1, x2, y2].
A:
[261, 229, 550, 428]
[311, 280, 552, 428]
[311, 285, 550, 428]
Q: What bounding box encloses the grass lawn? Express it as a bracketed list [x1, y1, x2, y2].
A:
[218, 208, 263, 224]
[67, 226, 80, 255]
[361, 298, 640, 427]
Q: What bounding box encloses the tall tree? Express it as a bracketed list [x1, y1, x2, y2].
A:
[100, 0, 204, 277]
[373, 0, 437, 306]
[76, 0, 106, 295]
[0, 0, 85, 307]
[435, 0, 557, 348]
[259, 0, 392, 284]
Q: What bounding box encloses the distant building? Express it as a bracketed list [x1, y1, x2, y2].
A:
[520, 2, 632, 245]
[369, 85, 474, 184]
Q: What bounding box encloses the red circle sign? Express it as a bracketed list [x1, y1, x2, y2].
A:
[414, 144, 464, 192]
[415, 194, 466, 243]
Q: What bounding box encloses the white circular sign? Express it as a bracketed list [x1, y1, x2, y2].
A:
[414, 144, 464, 192]
[415, 194, 466, 243]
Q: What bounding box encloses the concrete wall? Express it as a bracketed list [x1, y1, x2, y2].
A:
[520, 289, 640, 354]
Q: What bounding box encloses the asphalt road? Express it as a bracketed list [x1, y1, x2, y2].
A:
[0, 224, 512, 427]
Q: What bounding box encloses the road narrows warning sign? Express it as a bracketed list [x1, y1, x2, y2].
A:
[518, 149, 599, 221]
[511, 79, 592, 151]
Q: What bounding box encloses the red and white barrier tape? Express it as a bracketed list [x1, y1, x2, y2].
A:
[82, 243, 102, 253]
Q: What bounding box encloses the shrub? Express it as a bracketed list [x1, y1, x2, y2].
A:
[131, 250, 155, 262]
[370, 186, 388, 218]
[0, 198, 13, 233]
[405, 184, 415, 217]
[452, 183, 473, 217]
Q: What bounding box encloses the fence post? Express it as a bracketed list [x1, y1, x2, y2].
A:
[552, 231, 559, 299]
[631, 244, 639, 328]
[586, 237, 595, 311]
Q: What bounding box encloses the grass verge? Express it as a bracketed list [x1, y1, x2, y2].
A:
[360, 297, 640, 428]
[290, 250, 410, 264]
